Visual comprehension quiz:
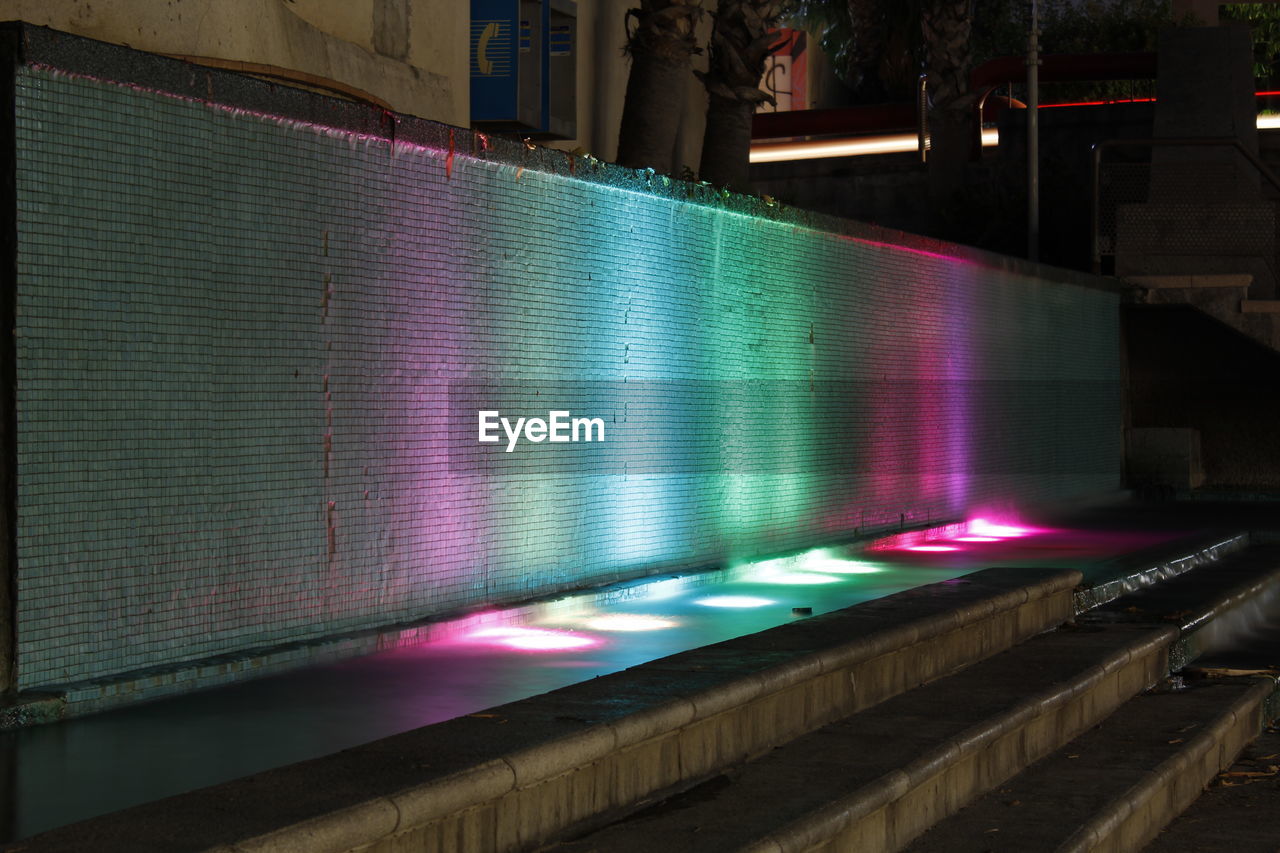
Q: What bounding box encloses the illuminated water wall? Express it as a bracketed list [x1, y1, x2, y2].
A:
[9, 39, 1121, 690]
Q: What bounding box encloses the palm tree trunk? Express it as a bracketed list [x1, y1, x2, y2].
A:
[617, 0, 703, 174]
[920, 0, 975, 210]
[697, 1, 786, 192]
[700, 92, 757, 190]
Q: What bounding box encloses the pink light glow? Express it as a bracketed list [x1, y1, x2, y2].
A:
[966, 518, 1034, 538]
[906, 544, 960, 552]
[844, 233, 978, 265]
[954, 536, 1000, 543]
[466, 626, 601, 652]
[866, 523, 966, 552]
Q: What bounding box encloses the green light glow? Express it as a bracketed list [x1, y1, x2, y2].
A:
[733, 547, 883, 584]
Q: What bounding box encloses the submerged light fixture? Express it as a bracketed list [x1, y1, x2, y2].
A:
[695, 595, 775, 608]
[966, 518, 1034, 538]
[582, 614, 679, 632]
[465, 626, 601, 651]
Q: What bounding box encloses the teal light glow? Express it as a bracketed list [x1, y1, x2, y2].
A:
[735, 547, 882, 583]
[793, 548, 884, 574]
[638, 577, 698, 602]
[761, 572, 843, 585]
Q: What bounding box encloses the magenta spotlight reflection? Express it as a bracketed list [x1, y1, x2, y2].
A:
[906, 545, 960, 553]
[966, 518, 1035, 538]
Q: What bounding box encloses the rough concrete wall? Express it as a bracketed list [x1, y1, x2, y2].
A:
[1125, 304, 1280, 489]
[0, 0, 466, 123]
[11, 64, 1121, 689]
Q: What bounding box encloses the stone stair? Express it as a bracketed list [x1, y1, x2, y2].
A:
[901, 678, 1274, 853]
[542, 543, 1280, 853]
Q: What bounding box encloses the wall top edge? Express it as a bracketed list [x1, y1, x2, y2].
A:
[0, 21, 1124, 296]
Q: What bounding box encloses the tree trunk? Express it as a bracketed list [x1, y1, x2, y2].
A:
[699, 93, 756, 191]
[617, 0, 703, 174]
[920, 0, 975, 215]
[696, 1, 786, 192]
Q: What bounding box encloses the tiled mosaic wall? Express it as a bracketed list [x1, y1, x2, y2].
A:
[12, 66, 1121, 689]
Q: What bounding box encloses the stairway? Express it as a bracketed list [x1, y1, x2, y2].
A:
[542, 542, 1280, 853]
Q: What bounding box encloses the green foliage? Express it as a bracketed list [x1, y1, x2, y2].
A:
[1222, 3, 1280, 85]
[787, 0, 1229, 104]
[1035, 0, 1174, 55]
[1016, 0, 1177, 103]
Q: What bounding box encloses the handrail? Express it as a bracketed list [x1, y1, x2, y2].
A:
[918, 74, 930, 163]
[970, 53, 1158, 160]
[1089, 137, 1280, 274]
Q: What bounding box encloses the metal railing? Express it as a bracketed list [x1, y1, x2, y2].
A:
[917, 74, 930, 163]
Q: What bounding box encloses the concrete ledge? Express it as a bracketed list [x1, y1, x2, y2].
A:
[1074, 531, 1249, 612]
[0, 692, 63, 730]
[1126, 274, 1254, 289]
[1081, 542, 1280, 672]
[16, 567, 1081, 853]
[233, 799, 401, 853]
[1240, 299, 1280, 313]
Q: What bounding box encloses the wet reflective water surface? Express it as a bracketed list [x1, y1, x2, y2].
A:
[2, 519, 1182, 840]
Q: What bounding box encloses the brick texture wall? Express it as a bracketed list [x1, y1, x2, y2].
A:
[12, 65, 1121, 689]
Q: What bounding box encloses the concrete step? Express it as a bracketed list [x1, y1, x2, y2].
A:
[901, 677, 1277, 853]
[1143, 596, 1280, 852]
[904, 541, 1280, 853]
[545, 623, 1176, 853]
[546, 543, 1280, 853]
[1141, 721, 1280, 852]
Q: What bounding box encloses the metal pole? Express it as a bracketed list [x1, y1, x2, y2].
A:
[1091, 142, 1102, 275]
[1027, 0, 1040, 262]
